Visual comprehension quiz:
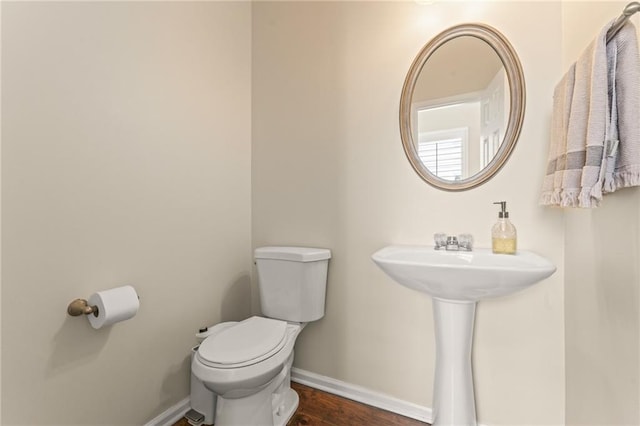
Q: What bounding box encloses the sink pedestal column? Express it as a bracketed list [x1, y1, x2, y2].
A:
[432, 299, 477, 426]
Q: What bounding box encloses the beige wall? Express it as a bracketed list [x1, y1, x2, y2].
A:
[252, 2, 564, 424]
[562, 2, 640, 425]
[1, 2, 252, 424]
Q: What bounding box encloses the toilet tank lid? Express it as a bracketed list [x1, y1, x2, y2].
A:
[255, 246, 331, 262]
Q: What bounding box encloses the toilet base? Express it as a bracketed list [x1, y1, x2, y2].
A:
[213, 356, 299, 426]
[273, 388, 299, 426]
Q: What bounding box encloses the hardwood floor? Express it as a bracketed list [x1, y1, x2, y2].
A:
[172, 382, 429, 426]
[286, 382, 428, 426]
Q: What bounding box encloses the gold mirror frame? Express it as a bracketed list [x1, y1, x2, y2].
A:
[399, 23, 526, 191]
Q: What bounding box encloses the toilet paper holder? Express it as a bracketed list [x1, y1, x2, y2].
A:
[67, 298, 99, 317]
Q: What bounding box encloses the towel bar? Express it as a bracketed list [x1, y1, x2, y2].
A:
[607, 2, 640, 42]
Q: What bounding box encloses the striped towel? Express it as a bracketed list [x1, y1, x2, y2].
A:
[541, 20, 640, 207]
[603, 22, 640, 193]
[540, 65, 575, 206]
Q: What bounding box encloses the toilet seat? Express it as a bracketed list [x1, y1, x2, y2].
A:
[197, 316, 287, 369]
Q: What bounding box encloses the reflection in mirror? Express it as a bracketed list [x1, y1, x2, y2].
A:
[399, 24, 525, 191]
[412, 37, 509, 181]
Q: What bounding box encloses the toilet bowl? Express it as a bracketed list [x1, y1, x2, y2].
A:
[191, 246, 331, 426]
[191, 316, 303, 426]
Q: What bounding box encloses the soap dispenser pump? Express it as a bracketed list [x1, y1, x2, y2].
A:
[492, 201, 517, 254]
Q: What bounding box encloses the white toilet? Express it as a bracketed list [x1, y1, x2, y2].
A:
[191, 246, 331, 426]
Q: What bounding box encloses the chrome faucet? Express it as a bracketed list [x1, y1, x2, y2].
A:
[434, 233, 473, 251]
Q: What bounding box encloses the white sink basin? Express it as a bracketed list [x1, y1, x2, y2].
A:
[371, 245, 556, 302]
[371, 245, 556, 425]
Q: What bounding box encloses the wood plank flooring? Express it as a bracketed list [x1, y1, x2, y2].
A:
[172, 381, 429, 426]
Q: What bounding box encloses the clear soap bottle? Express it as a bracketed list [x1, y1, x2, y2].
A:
[492, 201, 517, 254]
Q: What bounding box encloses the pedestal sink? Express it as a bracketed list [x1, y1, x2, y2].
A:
[371, 245, 556, 426]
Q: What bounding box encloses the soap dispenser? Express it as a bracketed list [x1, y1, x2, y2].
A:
[492, 201, 517, 254]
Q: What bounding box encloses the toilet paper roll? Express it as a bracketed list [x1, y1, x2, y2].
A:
[87, 285, 139, 329]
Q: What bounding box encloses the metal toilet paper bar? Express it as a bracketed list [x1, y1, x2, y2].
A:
[67, 298, 99, 317]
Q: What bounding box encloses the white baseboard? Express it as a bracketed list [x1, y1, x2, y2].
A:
[144, 397, 190, 426]
[290, 367, 433, 424]
[146, 369, 489, 426]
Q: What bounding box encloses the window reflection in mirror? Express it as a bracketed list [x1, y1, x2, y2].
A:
[411, 36, 509, 180]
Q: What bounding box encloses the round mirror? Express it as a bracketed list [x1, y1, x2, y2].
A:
[400, 23, 525, 191]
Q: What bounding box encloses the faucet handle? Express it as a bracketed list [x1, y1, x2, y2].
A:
[434, 233, 447, 250]
[458, 234, 474, 251]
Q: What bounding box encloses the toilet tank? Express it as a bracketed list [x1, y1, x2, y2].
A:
[254, 246, 331, 323]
